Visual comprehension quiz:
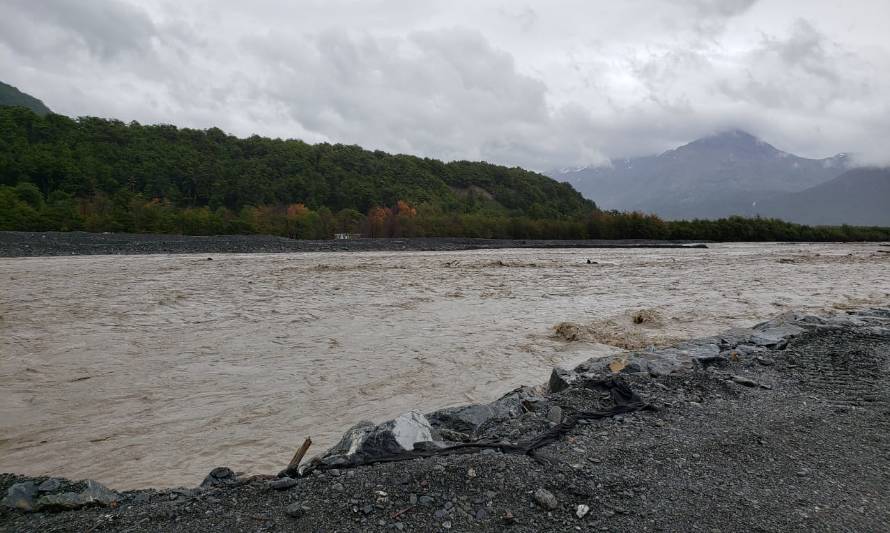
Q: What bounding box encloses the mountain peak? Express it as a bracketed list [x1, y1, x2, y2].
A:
[685, 129, 771, 149]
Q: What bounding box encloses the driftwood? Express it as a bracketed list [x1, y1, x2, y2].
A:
[287, 437, 312, 471]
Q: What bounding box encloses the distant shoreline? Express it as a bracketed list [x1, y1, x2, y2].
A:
[0, 231, 709, 257]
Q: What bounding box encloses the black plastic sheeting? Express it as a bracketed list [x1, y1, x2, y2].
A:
[294, 377, 652, 476]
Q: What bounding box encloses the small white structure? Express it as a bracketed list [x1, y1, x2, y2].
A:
[334, 233, 362, 240]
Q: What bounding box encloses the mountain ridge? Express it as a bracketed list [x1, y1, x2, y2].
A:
[754, 167, 890, 226]
[0, 81, 51, 116]
[549, 129, 855, 221]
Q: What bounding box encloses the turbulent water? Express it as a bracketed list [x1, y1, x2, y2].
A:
[1, 243, 888, 489]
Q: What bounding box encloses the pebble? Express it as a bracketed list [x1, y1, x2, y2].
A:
[576, 504, 590, 518]
[285, 502, 307, 518]
[547, 406, 564, 424]
[533, 488, 558, 510]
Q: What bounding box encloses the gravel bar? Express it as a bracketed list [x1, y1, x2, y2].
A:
[0, 231, 707, 257]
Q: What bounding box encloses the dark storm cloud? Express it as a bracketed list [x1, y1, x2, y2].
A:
[0, 0, 887, 168]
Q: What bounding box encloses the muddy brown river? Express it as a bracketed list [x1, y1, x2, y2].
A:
[1, 243, 888, 489]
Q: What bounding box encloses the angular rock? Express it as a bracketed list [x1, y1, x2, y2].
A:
[750, 320, 804, 348]
[546, 406, 563, 424]
[32, 480, 119, 512]
[80, 480, 119, 505]
[269, 477, 298, 491]
[427, 387, 543, 435]
[548, 367, 578, 393]
[37, 478, 62, 493]
[576, 504, 590, 518]
[317, 410, 434, 467]
[201, 467, 238, 488]
[533, 488, 558, 510]
[2, 481, 38, 512]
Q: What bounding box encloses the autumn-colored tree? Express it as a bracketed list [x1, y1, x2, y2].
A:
[396, 200, 417, 218]
[367, 206, 392, 238]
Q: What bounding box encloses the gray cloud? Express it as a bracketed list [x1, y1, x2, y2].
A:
[0, 0, 156, 60]
[1, 0, 888, 168]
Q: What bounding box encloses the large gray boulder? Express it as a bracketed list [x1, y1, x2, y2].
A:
[3, 479, 120, 513]
[428, 386, 545, 435]
[2, 481, 38, 512]
[317, 410, 434, 467]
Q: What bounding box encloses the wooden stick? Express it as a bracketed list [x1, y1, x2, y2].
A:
[391, 506, 414, 519]
[288, 437, 312, 469]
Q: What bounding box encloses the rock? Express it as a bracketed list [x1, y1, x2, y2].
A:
[576, 504, 590, 518]
[269, 477, 298, 491]
[755, 356, 775, 366]
[201, 467, 238, 487]
[2, 481, 38, 511]
[442, 520, 452, 529]
[331, 482, 344, 492]
[750, 322, 804, 348]
[285, 502, 307, 518]
[419, 495, 434, 506]
[475, 507, 489, 520]
[549, 367, 578, 393]
[533, 488, 558, 510]
[37, 478, 62, 493]
[409, 493, 417, 505]
[731, 375, 771, 389]
[80, 480, 119, 506]
[33, 480, 119, 512]
[547, 406, 563, 424]
[318, 411, 434, 467]
[428, 387, 543, 434]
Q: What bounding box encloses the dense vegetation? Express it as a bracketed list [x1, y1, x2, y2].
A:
[1, 106, 888, 241]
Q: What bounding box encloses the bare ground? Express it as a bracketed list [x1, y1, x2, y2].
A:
[0, 231, 706, 257]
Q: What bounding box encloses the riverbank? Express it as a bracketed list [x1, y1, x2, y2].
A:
[3, 308, 889, 532]
[0, 231, 708, 257]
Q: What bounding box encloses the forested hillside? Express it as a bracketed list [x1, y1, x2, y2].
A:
[0, 107, 597, 237]
[1, 106, 888, 241]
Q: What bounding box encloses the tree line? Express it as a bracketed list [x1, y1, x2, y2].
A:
[1, 106, 888, 241]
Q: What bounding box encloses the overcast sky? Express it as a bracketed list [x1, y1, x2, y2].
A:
[2, 0, 888, 169]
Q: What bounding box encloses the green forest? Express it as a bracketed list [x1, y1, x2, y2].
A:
[1, 105, 888, 242]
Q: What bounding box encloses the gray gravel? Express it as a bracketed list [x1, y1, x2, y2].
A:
[0, 231, 706, 257]
[3, 313, 889, 532]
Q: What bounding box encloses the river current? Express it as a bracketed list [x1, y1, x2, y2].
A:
[1, 243, 888, 488]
